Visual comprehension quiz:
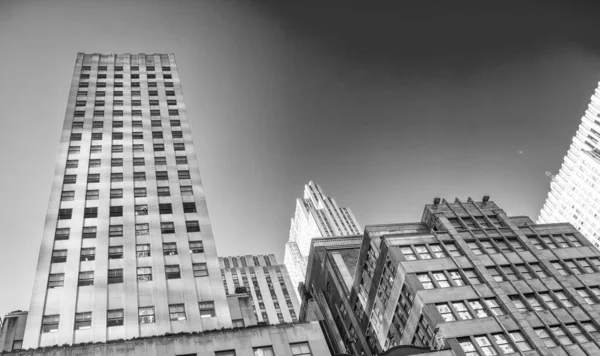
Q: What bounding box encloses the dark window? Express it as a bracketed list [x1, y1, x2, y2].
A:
[193, 263, 208, 277]
[113, 121, 123, 128]
[68, 146, 80, 154]
[74, 111, 85, 118]
[149, 90, 158, 96]
[51, 250, 67, 263]
[65, 159, 78, 169]
[90, 145, 102, 153]
[178, 170, 190, 179]
[78, 271, 94, 286]
[166, 265, 181, 279]
[158, 187, 170, 196]
[110, 206, 123, 217]
[58, 208, 72, 220]
[111, 173, 123, 182]
[109, 225, 123, 237]
[42, 315, 59, 333]
[153, 143, 165, 151]
[199, 301, 215, 318]
[166, 90, 175, 96]
[84, 207, 97, 218]
[64, 174, 77, 184]
[48, 273, 65, 288]
[162, 66, 171, 71]
[110, 189, 123, 198]
[155, 157, 167, 165]
[170, 120, 181, 126]
[150, 109, 160, 116]
[112, 132, 123, 140]
[151, 120, 161, 127]
[133, 157, 145, 166]
[55, 228, 70, 240]
[186, 221, 201, 232]
[70, 133, 82, 141]
[92, 121, 103, 128]
[133, 132, 144, 139]
[91, 133, 103, 140]
[174, 143, 185, 151]
[149, 99, 159, 106]
[172, 131, 183, 138]
[183, 202, 196, 213]
[132, 120, 143, 128]
[134, 172, 146, 181]
[169, 109, 179, 116]
[107, 309, 124, 327]
[161, 222, 175, 234]
[133, 144, 144, 152]
[114, 91, 123, 97]
[109, 246, 123, 259]
[163, 243, 177, 256]
[134, 187, 147, 197]
[156, 171, 169, 180]
[111, 158, 123, 167]
[61, 191, 75, 201]
[108, 269, 123, 284]
[190, 241, 204, 253]
[132, 110, 142, 116]
[159, 203, 173, 214]
[82, 226, 97, 239]
[152, 131, 163, 139]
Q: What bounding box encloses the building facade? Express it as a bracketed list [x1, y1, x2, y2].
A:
[21, 52, 228, 349]
[538, 81, 600, 248]
[284, 182, 361, 296]
[219, 255, 301, 325]
[303, 197, 600, 356]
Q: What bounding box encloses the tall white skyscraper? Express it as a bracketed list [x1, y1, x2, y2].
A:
[538, 81, 600, 248]
[283, 182, 361, 296]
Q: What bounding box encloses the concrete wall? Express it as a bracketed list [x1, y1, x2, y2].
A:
[4, 322, 330, 356]
[0, 312, 27, 352]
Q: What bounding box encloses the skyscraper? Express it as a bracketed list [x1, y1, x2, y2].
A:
[283, 181, 361, 295]
[23, 53, 232, 348]
[538, 82, 600, 248]
[219, 254, 300, 325]
[302, 197, 600, 356]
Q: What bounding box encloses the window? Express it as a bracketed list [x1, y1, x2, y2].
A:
[509, 331, 531, 351]
[473, 335, 496, 355]
[132, 110, 142, 117]
[133, 144, 144, 153]
[82, 226, 97, 239]
[525, 293, 544, 311]
[48, 273, 65, 288]
[134, 172, 146, 181]
[152, 131, 163, 139]
[111, 173, 123, 182]
[436, 304, 455, 322]
[253, 346, 274, 356]
[163, 242, 177, 255]
[449, 271, 465, 286]
[172, 131, 183, 138]
[153, 169, 169, 180]
[170, 119, 181, 126]
[174, 142, 185, 151]
[484, 299, 504, 316]
[61, 191, 75, 201]
[42, 315, 59, 333]
[190, 241, 204, 253]
[158, 186, 170, 196]
[138, 307, 155, 324]
[135, 204, 148, 216]
[528, 236, 543, 249]
[216, 351, 236, 356]
[161, 222, 175, 234]
[133, 132, 143, 139]
[88, 173, 100, 183]
[529, 263, 548, 278]
[535, 328, 557, 348]
[433, 272, 450, 288]
[193, 263, 208, 277]
[51, 249, 67, 263]
[480, 240, 498, 254]
[64, 174, 77, 185]
[86, 190, 99, 200]
[510, 295, 528, 312]
[166, 265, 181, 279]
[186, 220, 200, 232]
[467, 241, 484, 255]
[463, 269, 482, 284]
[492, 333, 514, 354]
[169, 304, 186, 321]
[108, 269, 123, 284]
[415, 246, 432, 259]
[70, 133, 82, 141]
[581, 321, 600, 340]
[153, 143, 165, 151]
[78, 271, 94, 286]
[417, 273, 434, 289]
[552, 325, 574, 345]
[110, 188, 123, 199]
[109, 225, 123, 237]
[91, 133, 103, 140]
[183, 202, 197, 213]
[178, 170, 190, 179]
[155, 157, 166, 165]
[90, 145, 102, 153]
[181, 186, 193, 195]
[109, 246, 123, 259]
[55, 228, 70, 240]
[137, 244, 151, 257]
[452, 302, 473, 320]
[80, 247, 95, 262]
[111, 158, 123, 167]
[83, 207, 98, 218]
[137, 267, 152, 281]
[134, 187, 147, 197]
[112, 132, 123, 140]
[444, 242, 462, 257]
[58, 208, 72, 220]
[290, 342, 312, 356]
[199, 301, 216, 318]
[487, 267, 505, 282]
[554, 291, 573, 307]
[502, 265, 519, 281]
[136, 223, 149, 235]
[107, 309, 124, 327]
[66, 159, 78, 169]
[110, 206, 123, 217]
[469, 300, 489, 318]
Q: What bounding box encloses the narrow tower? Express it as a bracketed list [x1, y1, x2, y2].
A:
[24, 53, 230, 348]
[538, 81, 600, 248]
[283, 181, 361, 297]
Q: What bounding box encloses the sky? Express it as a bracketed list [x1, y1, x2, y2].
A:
[1, 0, 600, 318]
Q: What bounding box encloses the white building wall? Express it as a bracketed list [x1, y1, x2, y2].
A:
[538, 81, 600, 248]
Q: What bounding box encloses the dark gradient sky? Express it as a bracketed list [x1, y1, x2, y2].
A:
[1, 0, 600, 317]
